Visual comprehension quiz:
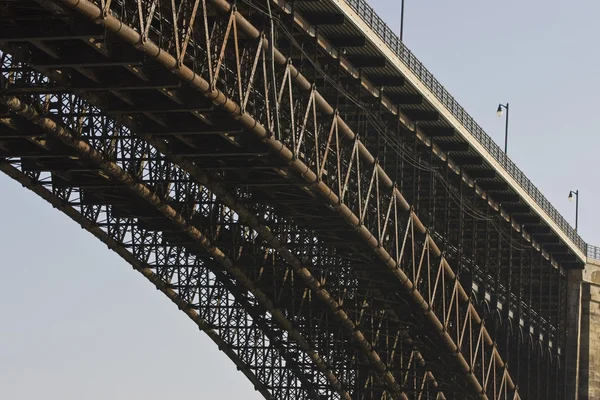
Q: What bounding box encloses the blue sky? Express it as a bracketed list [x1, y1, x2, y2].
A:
[2, 1, 599, 398]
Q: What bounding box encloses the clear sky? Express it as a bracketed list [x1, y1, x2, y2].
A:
[2, 1, 599, 399]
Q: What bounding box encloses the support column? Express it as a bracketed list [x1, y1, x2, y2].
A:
[568, 261, 600, 399]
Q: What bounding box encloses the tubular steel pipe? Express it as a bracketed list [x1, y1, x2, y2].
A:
[53, 0, 515, 395]
[0, 95, 349, 400]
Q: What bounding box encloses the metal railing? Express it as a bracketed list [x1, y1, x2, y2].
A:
[342, 0, 597, 259]
[588, 245, 600, 261]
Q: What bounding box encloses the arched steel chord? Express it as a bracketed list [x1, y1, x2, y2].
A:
[2, 86, 434, 398]
[0, 94, 351, 400]
[3, 79, 449, 397]
[0, 46, 443, 396]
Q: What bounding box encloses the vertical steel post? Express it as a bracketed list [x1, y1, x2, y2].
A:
[266, 0, 281, 141]
[504, 102, 509, 154]
[400, 0, 405, 41]
[576, 190, 579, 231]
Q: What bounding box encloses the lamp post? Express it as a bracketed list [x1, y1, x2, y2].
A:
[568, 190, 579, 232]
[400, 0, 405, 41]
[496, 102, 509, 154]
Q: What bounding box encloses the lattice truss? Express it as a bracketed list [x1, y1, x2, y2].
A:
[0, 0, 568, 399]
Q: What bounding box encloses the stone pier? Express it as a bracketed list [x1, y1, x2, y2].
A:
[567, 260, 600, 399]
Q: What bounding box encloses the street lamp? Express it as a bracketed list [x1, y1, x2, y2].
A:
[400, 0, 405, 41]
[496, 102, 509, 154]
[568, 190, 579, 232]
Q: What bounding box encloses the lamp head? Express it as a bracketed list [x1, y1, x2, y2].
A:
[496, 104, 503, 117]
[568, 191, 574, 202]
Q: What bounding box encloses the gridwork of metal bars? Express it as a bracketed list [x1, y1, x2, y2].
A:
[0, 64, 446, 400]
[0, 0, 569, 398]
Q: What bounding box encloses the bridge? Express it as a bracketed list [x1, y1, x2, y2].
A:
[0, 0, 597, 398]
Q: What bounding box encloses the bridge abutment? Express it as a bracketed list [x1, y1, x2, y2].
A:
[567, 262, 600, 399]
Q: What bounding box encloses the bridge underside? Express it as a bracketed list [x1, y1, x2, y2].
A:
[0, 0, 568, 399]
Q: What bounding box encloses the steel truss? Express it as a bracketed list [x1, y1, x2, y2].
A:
[0, 0, 567, 398]
[1, 59, 443, 399]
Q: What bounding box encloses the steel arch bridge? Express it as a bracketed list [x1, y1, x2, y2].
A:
[0, 0, 582, 398]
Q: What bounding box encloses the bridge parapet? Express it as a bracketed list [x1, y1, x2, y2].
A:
[587, 244, 600, 262]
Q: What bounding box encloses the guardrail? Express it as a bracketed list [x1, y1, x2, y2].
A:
[588, 245, 600, 261]
[342, 0, 594, 258]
